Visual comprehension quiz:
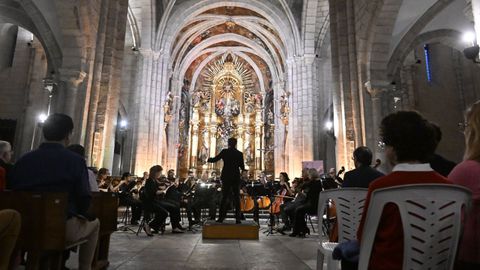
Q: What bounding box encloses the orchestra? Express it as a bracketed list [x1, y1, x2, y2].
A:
[104, 164, 346, 238]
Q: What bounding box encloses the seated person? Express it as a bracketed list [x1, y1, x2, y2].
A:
[97, 168, 110, 191]
[117, 172, 143, 225]
[289, 168, 322, 237]
[10, 113, 100, 270]
[340, 111, 451, 270]
[0, 140, 13, 189]
[342, 146, 384, 188]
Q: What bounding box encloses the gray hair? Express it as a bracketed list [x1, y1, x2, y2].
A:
[0, 140, 11, 155]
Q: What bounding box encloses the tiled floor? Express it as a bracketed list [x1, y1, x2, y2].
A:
[67, 222, 320, 270]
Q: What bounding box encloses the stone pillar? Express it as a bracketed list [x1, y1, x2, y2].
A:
[254, 109, 263, 173]
[365, 80, 390, 174]
[471, 0, 480, 45]
[58, 69, 87, 140]
[190, 108, 199, 169]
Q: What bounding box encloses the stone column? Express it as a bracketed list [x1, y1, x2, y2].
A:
[189, 108, 200, 169]
[365, 80, 390, 173]
[58, 69, 87, 140]
[254, 109, 263, 173]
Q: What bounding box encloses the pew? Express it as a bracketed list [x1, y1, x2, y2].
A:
[0, 192, 84, 269]
[88, 192, 118, 270]
[0, 191, 118, 270]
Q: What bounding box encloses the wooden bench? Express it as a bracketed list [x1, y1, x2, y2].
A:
[0, 191, 81, 269]
[88, 192, 118, 270]
[0, 191, 118, 270]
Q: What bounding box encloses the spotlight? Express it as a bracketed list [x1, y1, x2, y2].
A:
[463, 45, 480, 62]
[120, 120, 128, 128]
[38, 113, 48, 123]
[462, 32, 476, 44]
[325, 121, 333, 131]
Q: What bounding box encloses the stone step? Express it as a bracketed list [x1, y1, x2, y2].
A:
[202, 220, 259, 240]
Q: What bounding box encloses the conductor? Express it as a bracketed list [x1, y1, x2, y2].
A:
[207, 138, 245, 224]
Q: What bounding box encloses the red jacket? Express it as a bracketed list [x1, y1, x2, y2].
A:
[357, 169, 451, 269]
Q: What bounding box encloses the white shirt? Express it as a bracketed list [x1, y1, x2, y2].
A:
[392, 163, 433, 172]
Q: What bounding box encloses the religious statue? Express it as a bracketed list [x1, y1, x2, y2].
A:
[215, 98, 225, 116]
[164, 91, 174, 123]
[230, 99, 240, 116]
[279, 93, 290, 125]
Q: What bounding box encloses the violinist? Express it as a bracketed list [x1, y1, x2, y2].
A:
[279, 177, 304, 233]
[144, 165, 185, 234]
[175, 171, 200, 228]
[117, 172, 143, 225]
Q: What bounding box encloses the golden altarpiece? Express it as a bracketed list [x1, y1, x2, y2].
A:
[177, 54, 275, 177]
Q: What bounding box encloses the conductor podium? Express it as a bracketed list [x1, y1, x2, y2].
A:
[202, 220, 259, 240]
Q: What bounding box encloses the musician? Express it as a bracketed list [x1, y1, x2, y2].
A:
[289, 168, 322, 237]
[207, 137, 245, 224]
[117, 172, 143, 225]
[143, 165, 184, 234]
[279, 177, 304, 233]
[176, 175, 200, 228]
[342, 146, 384, 188]
[97, 168, 110, 190]
[192, 175, 217, 221]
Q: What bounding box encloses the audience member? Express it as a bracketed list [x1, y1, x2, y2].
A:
[342, 146, 384, 188]
[0, 166, 5, 191]
[448, 101, 480, 270]
[67, 144, 99, 192]
[342, 111, 451, 270]
[97, 168, 110, 190]
[0, 140, 13, 188]
[10, 113, 99, 270]
[429, 123, 457, 176]
[0, 209, 21, 270]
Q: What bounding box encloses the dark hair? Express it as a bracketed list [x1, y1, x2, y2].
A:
[121, 172, 131, 180]
[280, 172, 290, 181]
[43, 113, 74, 141]
[430, 122, 442, 149]
[66, 144, 85, 157]
[353, 146, 373, 166]
[380, 111, 436, 162]
[228, 138, 237, 148]
[149, 165, 163, 178]
[98, 168, 109, 177]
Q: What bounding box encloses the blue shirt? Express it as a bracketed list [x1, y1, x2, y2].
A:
[10, 143, 91, 218]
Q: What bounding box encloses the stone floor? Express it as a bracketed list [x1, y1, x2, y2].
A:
[66, 221, 320, 270]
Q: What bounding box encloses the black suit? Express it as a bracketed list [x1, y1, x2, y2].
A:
[208, 147, 245, 221]
[342, 166, 384, 188]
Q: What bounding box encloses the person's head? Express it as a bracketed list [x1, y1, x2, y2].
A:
[328, 168, 336, 177]
[121, 172, 132, 181]
[167, 169, 175, 178]
[352, 146, 373, 168]
[380, 111, 436, 165]
[143, 171, 149, 178]
[308, 168, 320, 181]
[228, 138, 237, 148]
[464, 100, 480, 161]
[188, 170, 194, 178]
[98, 168, 110, 180]
[211, 171, 217, 177]
[149, 165, 163, 179]
[42, 114, 74, 145]
[66, 144, 85, 159]
[0, 140, 12, 163]
[301, 168, 309, 179]
[279, 172, 289, 182]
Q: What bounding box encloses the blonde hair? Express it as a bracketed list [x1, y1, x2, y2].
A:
[464, 100, 480, 161]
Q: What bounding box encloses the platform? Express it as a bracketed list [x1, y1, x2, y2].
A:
[202, 220, 259, 240]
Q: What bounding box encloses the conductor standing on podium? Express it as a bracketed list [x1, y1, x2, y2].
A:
[208, 137, 245, 224]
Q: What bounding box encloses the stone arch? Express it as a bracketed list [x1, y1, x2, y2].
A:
[127, 5, 141, 48]
[365, 0, 403, 82]
[1, 0, 62, 72]
[388, 29, 463, 78]
[155, 0, 301, 58]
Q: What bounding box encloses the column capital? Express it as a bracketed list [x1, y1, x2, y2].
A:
[365, 80, 391, 98]
[58, 69, 87, 87]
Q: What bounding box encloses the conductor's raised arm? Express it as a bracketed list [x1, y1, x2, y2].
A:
[208, 149, 224, 163]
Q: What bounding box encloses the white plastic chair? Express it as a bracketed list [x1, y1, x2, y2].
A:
[358, 184, 472, 270]
[316, 188, 368, 270]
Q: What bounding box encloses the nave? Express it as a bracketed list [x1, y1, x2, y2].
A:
[65, 223, 318, 270]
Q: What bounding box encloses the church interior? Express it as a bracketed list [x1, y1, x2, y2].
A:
[0, 0, 479, 269]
